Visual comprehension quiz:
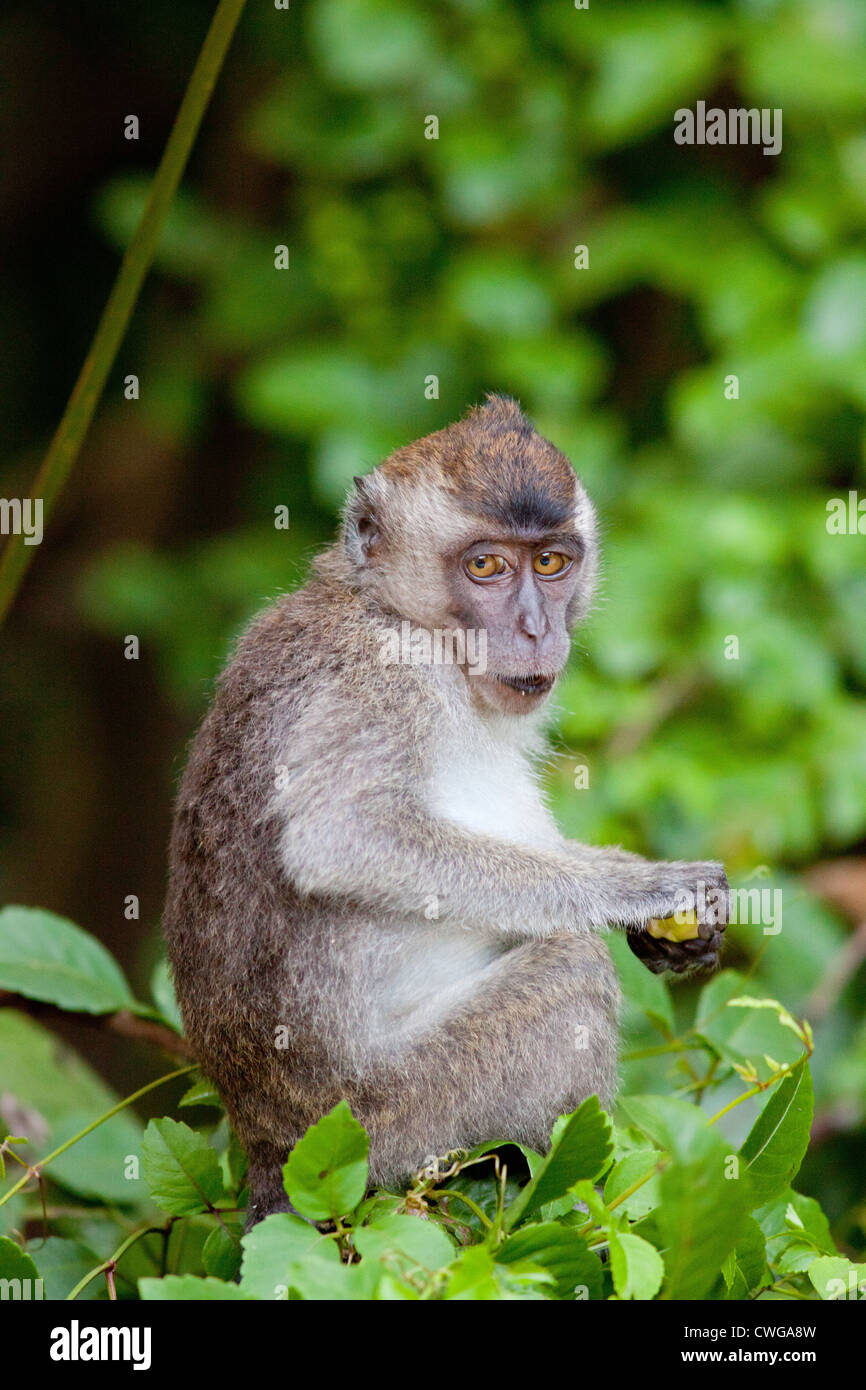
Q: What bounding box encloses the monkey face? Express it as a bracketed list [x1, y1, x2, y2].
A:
[452, 534, 585, 715]
[342, 397, 600, 714]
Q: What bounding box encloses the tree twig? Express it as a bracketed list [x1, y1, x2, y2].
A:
[0, 0, 249, 626]
[0, 991, 194, 1058]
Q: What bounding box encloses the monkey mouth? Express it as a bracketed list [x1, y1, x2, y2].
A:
[495, 673, 556, 697]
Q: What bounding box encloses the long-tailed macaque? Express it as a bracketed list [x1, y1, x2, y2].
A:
[163, 396, 727, 1226]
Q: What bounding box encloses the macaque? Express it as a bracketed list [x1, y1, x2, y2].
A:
[163, 396, 727, 1225]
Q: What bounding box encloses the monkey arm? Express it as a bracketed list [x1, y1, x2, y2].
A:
[558, 839, 728, 971]
[278, 797, 729, 939]
[559, 839, 729, 923]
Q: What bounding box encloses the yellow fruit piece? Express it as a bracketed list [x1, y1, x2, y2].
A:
[647, 909, 700, 943]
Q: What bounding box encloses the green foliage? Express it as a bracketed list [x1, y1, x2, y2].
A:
[178, 1079, 222, 1110]
[503, 1095, 612, 1228]
[758, 1190, 836, 1275]
[141, 1117, 228, 1217]
[808, 1256, 866, 1301]
[149, 959, 184, 1034]
[282, 1100, 369, 1222]
[609, 1232, 666, 1302]
[738, 1061, 813, 1207]
[239, 1212, 345, 1300]
[0, 1235, 40, 1285]
[140, 1275, 255, 1301]
[0, 906, 144, 1016]
[29, 1238, 105, 1301]
[495, 1222, 603, 1301]
[654, 1124, 752, 1299]
[0, 1011, 146, 1212]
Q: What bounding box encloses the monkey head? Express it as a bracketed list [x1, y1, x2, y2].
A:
[342, 395, 598, 716]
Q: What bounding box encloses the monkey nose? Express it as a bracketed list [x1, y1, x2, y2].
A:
[518, 610, 543, 639]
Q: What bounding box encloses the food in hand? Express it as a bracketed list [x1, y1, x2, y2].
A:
[646, 908, 700, 943]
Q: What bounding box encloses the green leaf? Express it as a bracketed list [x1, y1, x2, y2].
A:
[603, 1149, 663, 1220]
[720, 1217, 769, 1300]
[442, 1245, 550, 1301]
[808, 1256, 866, 1301]
[444, 252, 554, 338]
[495, 1222, 604, 1300]
[738, 1061, 814, 1208]
[621, 1098, 755, 1299]
[571, 1178, 613, 1231]
[282, 1100, 369, 1222]
[756, 1189, 836, 1273]
[353, 1214, 454, 1279]
[656, 1126, 752, 1300]
[804, 257, 866, 361]
[150, 958, 183, 1032]
[202, 1223, 243, 1281]
[240, 1212, 347, 1300]
[374, 1273, 421, 1300]
[0, 905, 138, 1015]
[437, 125, 566, 229]
[609, 1231, 664, 1301]
[96, 178, 236, 281]
[141, 1117, 226, 1216]
[583, 9, 723, 145]
[504, 1096, 613, 1229]
[463, 1138, 543, 1168]
[695, 971, 804, 1078]
[617, 1094, 707, 1158]
[440, 1172, 524, 1234]
[0, 1012, 145, 1204]
[178, 1078, 222, 1109]
[309, 0, 437, 93]
[139, 1274, 255, 1300]
[235, 347, 383, 435]
[0, 1235, 41, 1289]
[216, 1124, 248, 1196]
[26, 1237, 102, 1301]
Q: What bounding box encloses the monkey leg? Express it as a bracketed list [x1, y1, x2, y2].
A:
[349, 932, 620, 1188]
[243, 933, 619, 1225]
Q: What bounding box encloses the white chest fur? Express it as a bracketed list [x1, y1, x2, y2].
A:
[426, 721, 561, 851]
[362, 716, 563, 1047]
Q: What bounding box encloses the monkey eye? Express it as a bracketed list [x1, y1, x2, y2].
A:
[465, 553, 509, 580]
[532, 551, 571, 576]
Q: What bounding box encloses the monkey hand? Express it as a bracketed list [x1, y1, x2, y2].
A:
[626, 909, 726, 975]
[595, 853, 729, 931]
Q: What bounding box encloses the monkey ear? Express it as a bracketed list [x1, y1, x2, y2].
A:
[344, 472, 384, 567]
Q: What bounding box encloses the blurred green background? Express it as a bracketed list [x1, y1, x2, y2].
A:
[1, 0, 865, 1250]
